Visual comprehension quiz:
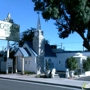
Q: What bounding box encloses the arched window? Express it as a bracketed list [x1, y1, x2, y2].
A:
[59, 61, 61, 64]
[48, 58, 51, 64]
[48, 58, 54, 69]
[48, 58, 52, 69]
[65, 58, 68, 68]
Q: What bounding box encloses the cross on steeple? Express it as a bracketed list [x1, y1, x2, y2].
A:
[37, 12, 41, 30]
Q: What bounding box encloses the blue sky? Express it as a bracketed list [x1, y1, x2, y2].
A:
[0, 0, 84, 51]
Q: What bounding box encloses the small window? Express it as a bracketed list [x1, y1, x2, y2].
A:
[59, 61, 60, 64]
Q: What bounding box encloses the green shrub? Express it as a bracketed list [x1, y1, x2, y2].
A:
[35, 74, 40, 78]
[46, 60, 49, 70]
[35, 74, 49, 78]
[24, 71, 35, 75]
[66, 57, 78, 71]
[83, 57, 90, 71]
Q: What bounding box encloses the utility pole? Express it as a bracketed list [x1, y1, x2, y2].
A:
[63, 46, 65, 50]
[83, 45, 84, 51]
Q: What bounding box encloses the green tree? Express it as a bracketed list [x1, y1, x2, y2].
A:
[46, 60, 49, 70]
[87, 57, 90, 64]
[83, 57, 90, 71]
[19, 27, 36, 47]
[66, 57, 78, 71]
[32, 0, 90, 50]
[9, 27, 36, 59]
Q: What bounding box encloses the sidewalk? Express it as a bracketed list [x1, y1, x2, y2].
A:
[0, 74, 90, 89]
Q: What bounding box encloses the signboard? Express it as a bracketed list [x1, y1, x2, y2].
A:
[7, 58, 13, 67]
[0, 20, 20, 41]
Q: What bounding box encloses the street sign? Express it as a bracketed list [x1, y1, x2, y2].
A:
[7, 58, 13, 67]
[0, 20, 20, 41]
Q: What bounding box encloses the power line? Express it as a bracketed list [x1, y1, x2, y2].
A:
[60, 42, 82, 43]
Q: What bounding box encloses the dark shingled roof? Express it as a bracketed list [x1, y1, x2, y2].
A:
[44, 44, 56, 57]
[25, 41, 37, 56]
[25, 41, 56, 57]
[24, 47, 31, 56]
[25, 41, 33, 48]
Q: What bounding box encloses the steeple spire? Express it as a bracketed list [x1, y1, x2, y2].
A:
[7, 13, 11, 20]
[37, 12, 41, 30]
[4, 13, 14, 23]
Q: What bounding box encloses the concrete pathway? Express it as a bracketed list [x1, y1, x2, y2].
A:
[0, 74, 90, 89]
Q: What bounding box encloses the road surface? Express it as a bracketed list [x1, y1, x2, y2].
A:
[76, 76, 90, 81]
[0, 79, 81, 90]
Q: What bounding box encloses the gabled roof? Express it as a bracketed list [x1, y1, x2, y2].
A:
[24, 41, 56, 57]
[15, 47, 30, 57]
[25, 41, 37, 56]
[45, 44, 56, 57]
[24, 47, 31, 56]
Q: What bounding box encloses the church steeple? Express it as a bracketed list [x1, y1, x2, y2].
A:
[4, 13, 14, 23]
[33, 12, 45, 74]
[37, 12, 41, 30]
[7, 13, 11, 20]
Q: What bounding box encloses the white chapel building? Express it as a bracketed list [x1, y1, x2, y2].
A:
[14, 15, 57, 74]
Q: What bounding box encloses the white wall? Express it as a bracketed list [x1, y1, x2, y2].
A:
[17, 57, 37, 73]
[56, 52, 75, 71]
[15, 50, 22, 57]
[23, 43, 37, 73]
[17, 56, 37, 73]
[56, 52, 90, 71]
[17, 43, 37, 73]
[82, 52, 90, 56]
[85, 71, 90, 76]
[24, 56, 37, 73]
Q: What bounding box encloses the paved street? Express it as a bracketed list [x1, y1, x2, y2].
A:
[76, 76, 90, 81]
[0, 79, 81, 90]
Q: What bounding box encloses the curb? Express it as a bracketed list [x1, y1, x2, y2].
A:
[0, 77, 82, 89]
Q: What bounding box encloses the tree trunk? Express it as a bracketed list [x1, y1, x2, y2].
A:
[76, 31, 90, 51]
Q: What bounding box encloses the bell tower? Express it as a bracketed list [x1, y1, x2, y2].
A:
[33, 13, 45, 73]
